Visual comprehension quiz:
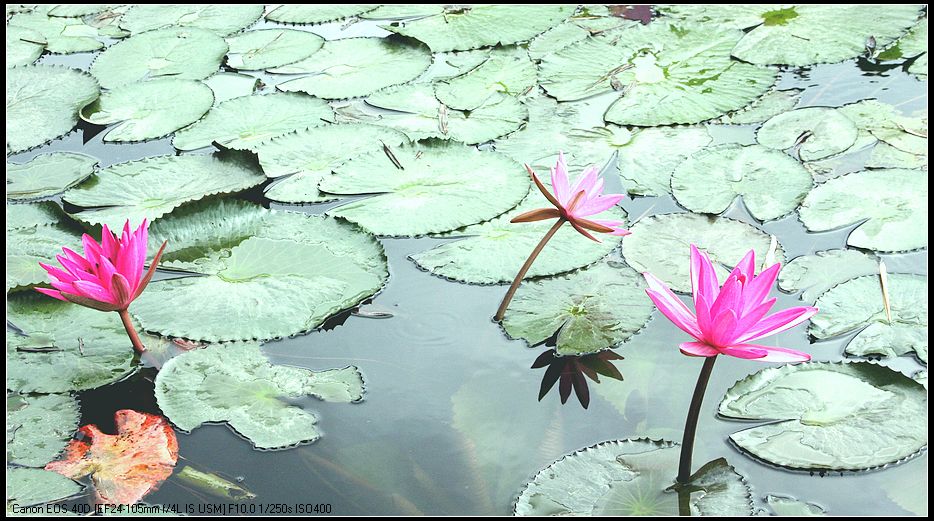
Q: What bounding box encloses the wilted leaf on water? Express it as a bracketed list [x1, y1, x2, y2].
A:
[201, 72, 260, 105]
[810, 274, 927, 363]
[777, 249, 880, 303]
[265, 5, 378, 24]
[174, 466, 256, 501]
[155, 343, 364, 449]
[7, 203, 83, 291]
[765, 495, 826, 516]
[7, 393, 80, 467]
[225, 29, 324, 70]
[80, 79, 214, 143]
[719, 362, 927, 471]
[798, 169, 927, 252]
[434, 46, 536, 110]
[6, 25, 46, 66]
[515, 439, 754, 516]
[6, 65, 100, 154]
[173, 92, 333, 151]
[90, 27, 227, 89]
[118, 4, 263, 36]
[670, 144, 813, 221]
[7, 151, 98, 201]
[719, 88, 802, 125]
[756, 107, 859, 161]
[502, 261, 654, 355]
[8, 11, 102, 53]
[45, 410, 178, 505]
[63, 151, 265, 229]
[622, 213, 785, 293]
[6, 467, 83, 508]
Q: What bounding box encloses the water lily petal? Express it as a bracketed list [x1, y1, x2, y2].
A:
[568, 219, 601, 242]
[735, 249, 756, 282]
[742, 262, 781, 312]
[644, 272, 702, 338]
[528, 165, 561, 208]
[690, 244, 719, 310]
[730, 343, 811, 362]
[720, 344, 769, 359]
[737, 306, 819, 343]
[573, 193, 624, 217]
[35, 287, 67, 301]
[709, 309, 738, 347]
[39, 262, 77, 284]
[72, 280, 116, 305]
[511, 207, 561, 223]
[551, 152, 570, 203]
[679, 341, 719, 357]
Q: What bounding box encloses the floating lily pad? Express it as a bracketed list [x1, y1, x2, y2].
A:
[6, 468, 83, 508]
[225, 29, 324, 70]
[255, 123, 407, 203]
[7, 394, 80, 467]
[671, 144, 813, 221]
[867, 142, 928, 170]
[63, 151, 265, 229]
[80, 79, 214, 143]
[359, 5, 444, 20]
[896, 17, 928, 77]
[7, 200, 67, 230]
[810, 274, 927, 362]
[173, 92, 333, 151]
[201, 72, 261, 105]
[155, 343, 364, 449]
[266, 5, 378, 24]
[320, 141, 529, 236]
[540, 21, 777, 126]
[90, 27, 228, 89]
[719, 361, 927, 471]
[502, 261, 654, 355]
[492, 95, 598, 170]
[720, 89, 802, 125]
[778, 250, 880, 303]
[414, 49, 490, 84]
[46, 5, 116, 17]
[515, 439, 754, 516]
[765, 495, 826, 516]
[798, 169, 927, 252]
[837, 100, 927, 157]
[6, 65, 100, 154]
[615, 126, 714, 197]
[622, 213, 785, 293]
[434, 45, 536, 110]
[118, 4, 263, 36]
[528, 15, 632, 60]
[7, 291, 137, 394]
[7, 152, 98, 201]
[7, 203, 83, 291]
[6, 25, 46, 66]
[383, 5, 572, 52]
[273, 37, 431, 100]
[8, 11, 102, 53]
[757, 107, 860, 161]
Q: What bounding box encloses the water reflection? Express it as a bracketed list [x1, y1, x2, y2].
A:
[531, 348, 624, 409]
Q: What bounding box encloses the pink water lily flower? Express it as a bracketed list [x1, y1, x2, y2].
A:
[643, 244, 817, 362]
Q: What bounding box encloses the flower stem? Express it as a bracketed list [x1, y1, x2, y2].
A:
[677, 355, 718, 484]
[118, 309, 146, 354]
[494, 219, 565, 321]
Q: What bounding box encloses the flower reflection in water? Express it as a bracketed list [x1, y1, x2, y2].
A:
[531, 349, 624, 409]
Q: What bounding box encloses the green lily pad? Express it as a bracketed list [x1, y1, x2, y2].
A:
[8, 11, 102, 53]
[810, 274, 927, 362]
[670, 144, 813, 221]
[892, 17, 928, 77]
[757, 107, 860, 161]
[382, 5, 572, 52]
[7, 393, 80, 467]
[528, 15, 633, 60]
[360, 5, 444, 20]
[273, 37, 431, 100]
[90, 27, 228, 89]
[7, 203, 83, 291]
[225, 29, 324, 70]
[615, 126, 714, 197]
[515, 439, 754, 516]
[79, 79, 214, 143]
[502, 261, 654, 355]
[118, 4, 263, 36]
[254, 123, 407, 203]
[492, 95, 597, 169]
[132, 201, 388, 341]
[173, 92, 333, 151]
[6, 65, 100, 154]
[7, 152, 98, 201]
[867, 142, 928, 170]
[798, 169, 927, 252]
[765, 495, 826, 516]
[719, 88, 802, 125]
[63, 151, 265, 229]
[154, 343, 363, 450]
[837, 100, 927, 157]
[6, 25, 46, 66]
[7, 201, 67, 230]
[719, 361, 927, 470]
[265, 5, 378, 24]
[413, 49, 490, 84]
[202, 72, 261, 105]
[7, 291, 137, 394]
[6, 468, 83, 508]
[320, 141, 529, 236]
[622, 213, 785, 293]
[539, 21, 777, 126]
[46, 5, 117, 17]
[778, 249, 880, 303]
[434, 45, 536, 110]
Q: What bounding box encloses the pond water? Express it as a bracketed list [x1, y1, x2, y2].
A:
[8, 7, 927, 516]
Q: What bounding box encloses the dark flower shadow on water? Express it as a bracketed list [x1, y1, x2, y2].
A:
[531, 349, 624, 409]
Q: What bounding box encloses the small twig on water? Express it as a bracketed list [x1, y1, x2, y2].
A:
[381, 140, 404, 170]
[879, 260, 893, 323]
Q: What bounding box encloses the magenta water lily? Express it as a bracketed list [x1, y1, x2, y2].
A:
[495, 153, 629, 321]
[643, 244, 817, 484]
[36, 219, 167, 354]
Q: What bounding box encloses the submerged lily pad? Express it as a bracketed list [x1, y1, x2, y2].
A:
[273, 37, 431, 100]
[80, 79, 214, 143]
[201, 72, 260, 105]
[720, 88, 802, 125]
[515, 439, 754, 516]
[320, 141, 529, 236]
[63, 151, 265, 229]
[225, 29, 324, 70]
[7, 203, 83, 291]
[778, 249, 880, 303]
[622, 213, 785, 293]
[671, 144, 813, 221]
[118, 4, 263, 36]
[255, 123, 407, 203]
[502, 261, 654, 355]
[7, 152, 98, 201]
[266, 5, 378, 24]
[757, 107, 859, 161]
[6, 468, 83, 508]
[539, 21, 777, 126]
[8, 11, 102, 54]
[173, 92, 333, 151]
[90, 27, 228, 89]
[810, 274, 927, 362]
[434, 45, 536, 110]
[798, 169, 927, 252]
[382, 5, 573, 52]
[765, 495, 826, 516]
[155, 343, 364, 450]
[7, 393, 80, 467]
[6, 65, 100, 154]
[719, 361, 927, 471]
[7, 291, 136, 394]
[6, 25, 46, 66]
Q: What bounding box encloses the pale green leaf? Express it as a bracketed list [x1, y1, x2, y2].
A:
[434, 45, 536, 110]
[6, 468, 83, 508]
[265, 5, 378, 24]
[6, 25, 46, 66]
[225, 29, 324, 70]
[118, 4, 263, 36]
[7, 152, 98, 201]
[757, 107, 859, 161]
[777, 249, 880, 303]
[8, 11, 102, 53]
[7, 394, 80, 467]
